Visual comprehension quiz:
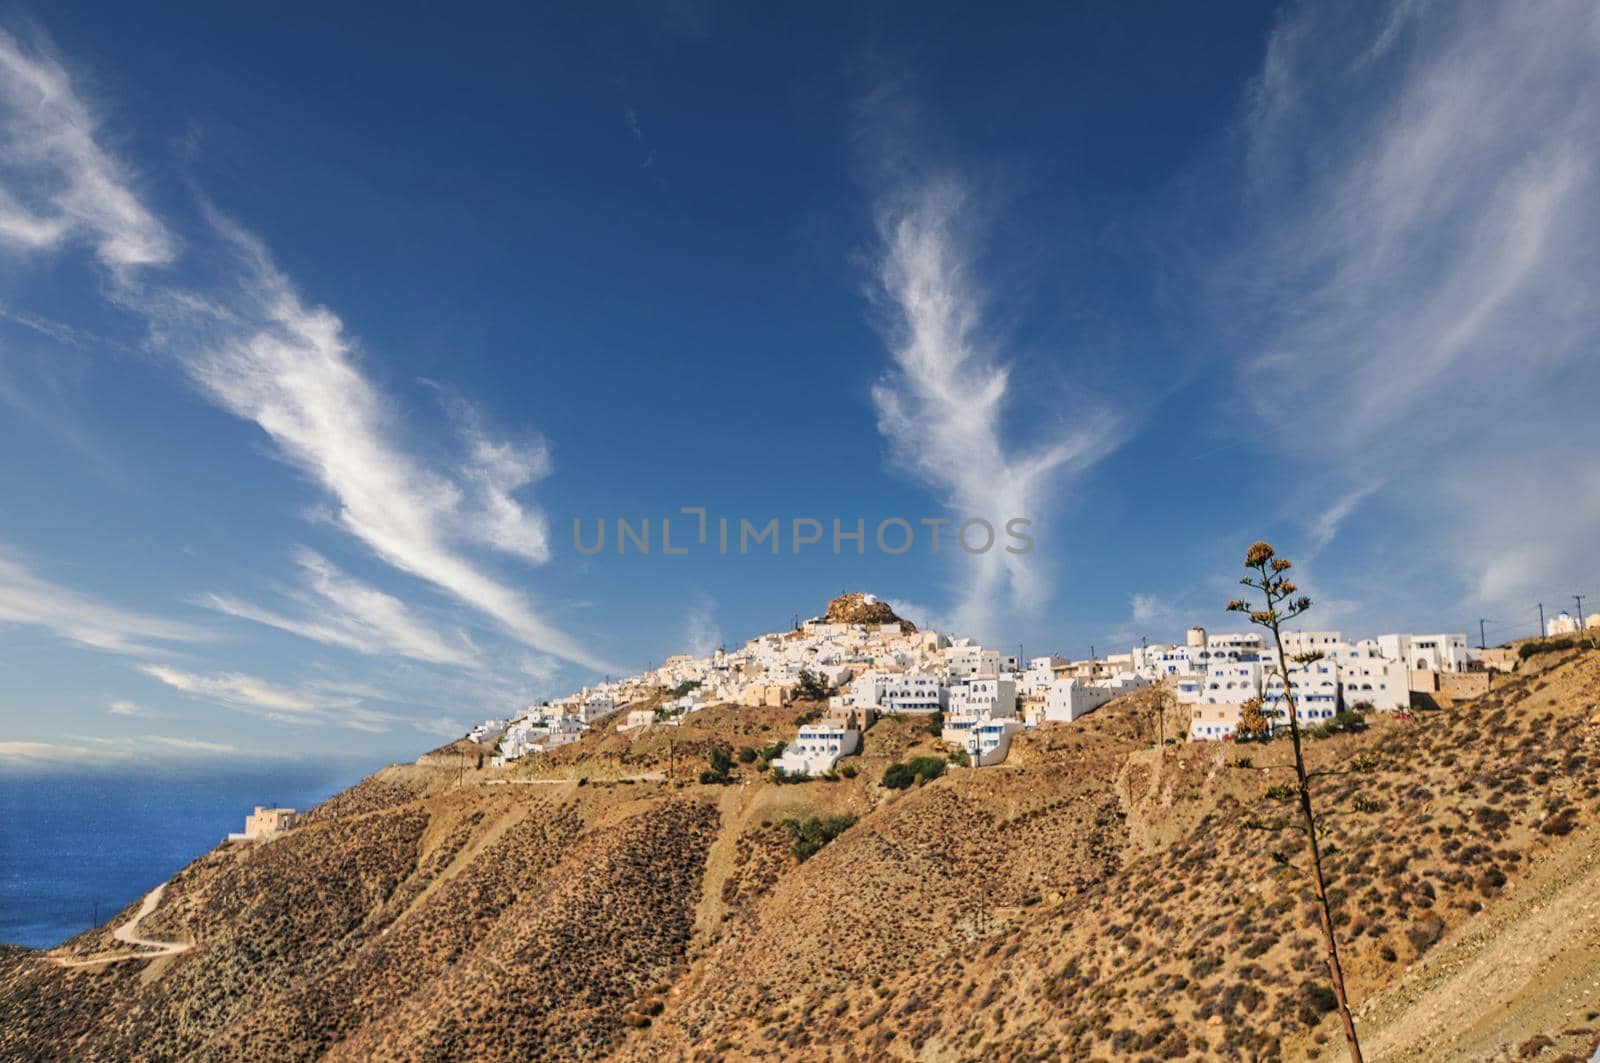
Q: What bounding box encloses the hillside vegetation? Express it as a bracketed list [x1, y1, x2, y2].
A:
[4, 648, 1598, 1061]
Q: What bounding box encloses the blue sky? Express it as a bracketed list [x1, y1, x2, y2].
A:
[2, 1, 1597, 763]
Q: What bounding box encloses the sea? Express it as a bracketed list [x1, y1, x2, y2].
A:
[0, 760, 378, 949]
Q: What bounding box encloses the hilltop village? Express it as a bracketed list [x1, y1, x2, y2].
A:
[469, 592, 1582, 776]
[14, 589, 1600, 1061]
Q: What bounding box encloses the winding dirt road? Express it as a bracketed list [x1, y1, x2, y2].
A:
[53, 883, 192, 968]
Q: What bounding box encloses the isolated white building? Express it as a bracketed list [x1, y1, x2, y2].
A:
[1548, 612, 1581, 636]
[774, 724, 861, 776]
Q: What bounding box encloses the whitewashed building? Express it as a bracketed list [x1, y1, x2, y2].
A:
[948, 677, 1017, 721]
[774, 724, 861, 776]
[1041, 678, 1117, 723]
[942, 641, 1003, 679]
[1548, 612, 1581, 636]
[1377, 633, 1472, 673]
[953, 717, 1023, 766]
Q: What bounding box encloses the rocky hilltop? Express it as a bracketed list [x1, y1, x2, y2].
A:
[4, 643, 1599, 1061]
[820, 591, 915, 631]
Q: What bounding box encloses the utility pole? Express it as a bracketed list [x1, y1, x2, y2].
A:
[1478, 619, 1487, 651]
[1577, 595, 1588, 632]
[1538, 602, 1546, 639]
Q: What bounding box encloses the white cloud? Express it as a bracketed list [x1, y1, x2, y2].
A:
[138, 214, 614, 673]
[138, 663, 403, 734]
[0, 29, 174, 268]
[438, 392, 553, 563]
[0, 34, 615, 677]
[870, 178, 1120, 639]
[1129, 593, 1173, 627]
[1100, 592, 1186, 648]
[140, 664, 331, 715]
[0, 740, 99, 763]
[0, 734, 240, 763]
[107, 699, 163, 718]
[411, 716, 467, 738]
[1304, 482, 1382, 559]
[137, 734, 239, 754]
[201, 549, 478, 667]
[139, 663, 451, 735]
[1221, 0, 1600, 614]
[0, 546, 210, 657]
[885, 597, 960, 639]
[683, 594, 721, 658]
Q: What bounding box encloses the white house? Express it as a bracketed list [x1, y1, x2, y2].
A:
[1548, 612, 1581, 636]
[1263, 663, 1340, 725]
[1041, 678, 1117, 723]
[942, 641, 1003, 679]
[1377, 633, 1471, 673]
[948, 677, 1017, 720]
[949, 717, 1022, 766]
[774, 724, 861, 776]
[1201, 660, 1263, 705]
[468, 719, 508, 743]
[872, 672, 948, 713]
[1189, 702, 1245, 741]
[1337, 657, 1409, 712]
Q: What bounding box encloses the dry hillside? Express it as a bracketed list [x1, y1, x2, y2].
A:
[4, 644, 1598, 1061]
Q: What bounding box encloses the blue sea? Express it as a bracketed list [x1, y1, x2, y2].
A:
[0, 760, 377, 949]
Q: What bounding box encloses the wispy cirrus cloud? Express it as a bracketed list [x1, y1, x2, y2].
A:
[1218, 0, 1600, 613]
[140, 664, 332, 715]
[201, 549, 478, 667]
[138, 219, 612, 670]
[869, 177, 1120, 639]
[0, 29, 616, 679]
[0, 734, 242, 764]
[0, 29, 173, 268]
[437, 391, 554, 564]
[1304, 481, 1382, 559]
[0, 546, 210, 657]
[139, 663, 400, 732]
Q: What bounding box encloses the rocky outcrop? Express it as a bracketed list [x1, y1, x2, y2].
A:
[820, 592, 915, 631]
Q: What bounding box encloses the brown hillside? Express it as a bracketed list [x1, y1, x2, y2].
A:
[4, 649, 1599, 1061]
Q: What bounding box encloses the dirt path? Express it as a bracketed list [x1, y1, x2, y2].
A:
[1331, 826, 1600, 1061]
[53, 883, 192, 968]
[477, 772, 666, 786]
